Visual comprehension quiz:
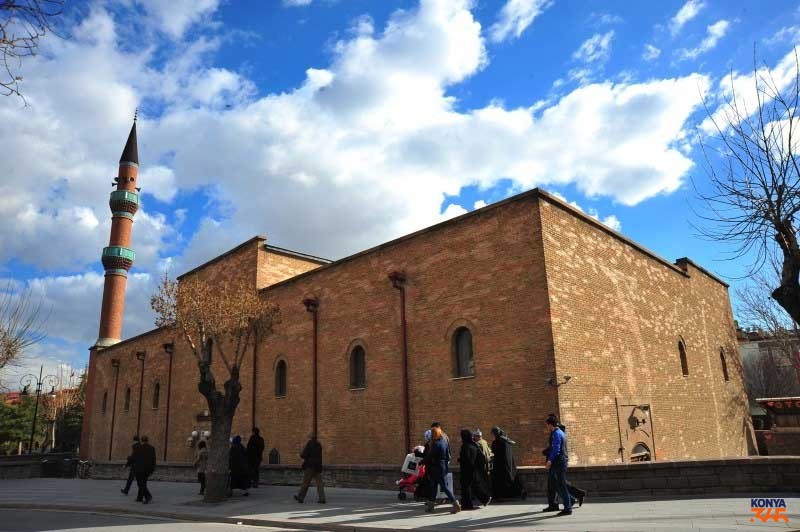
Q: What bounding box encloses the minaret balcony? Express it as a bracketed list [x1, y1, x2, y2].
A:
[109, 190, 139, 214]
[102, 246, 135, 271]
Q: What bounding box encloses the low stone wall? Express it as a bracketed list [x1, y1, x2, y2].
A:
[0, 453, 76, 480]
[89, 456, 800, 497]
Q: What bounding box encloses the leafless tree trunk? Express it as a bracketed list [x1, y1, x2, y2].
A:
[151, 273, 279, 502]
[697, 49, 800, 325]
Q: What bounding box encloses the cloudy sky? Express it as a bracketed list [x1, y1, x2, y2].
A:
[1, 0, 798, 386]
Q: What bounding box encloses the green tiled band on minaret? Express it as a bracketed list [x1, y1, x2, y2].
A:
[102, 245, 135, 271]
[109, 190, 139, 214]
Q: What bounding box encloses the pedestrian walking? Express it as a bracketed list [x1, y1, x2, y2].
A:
[425, 426, 460, 514]
[458, 429, 491, 510]
[120, 435, 140, 495]
[472, 429, 493, 475]
[294, 433, 326, 504]
[133, 435, 156, 504]
[228, 436, 250, 496]
[542, 417, 585, 511]
[246, 427, 265, 488]
[194, 440, 208, 495]
[544, 415, 572, 516]
[490, 427, 527, 501]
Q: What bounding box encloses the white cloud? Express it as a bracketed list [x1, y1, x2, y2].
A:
[573, 31, 614, 63]
[765, 25, 800, 46]
[489, 0, 553, 43]
[473, 200, 487, 209]
[550, 192, 622, 231]
[136, 0, 221, 39]
[669, 0, 705, 36]
[643, 44, 661, 61]
[679, 19, 731, 60]
[284, 0, 313, 6]
[701, 46, 800, 135]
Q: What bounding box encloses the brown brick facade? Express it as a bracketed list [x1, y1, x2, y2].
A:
[84, 189, 753, 467]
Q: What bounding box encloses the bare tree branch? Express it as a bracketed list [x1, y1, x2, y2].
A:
[0, 0, 64, 101]
[697, 47, 800, 323]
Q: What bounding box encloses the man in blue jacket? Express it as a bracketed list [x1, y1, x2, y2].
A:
[544, 415, 572, 516]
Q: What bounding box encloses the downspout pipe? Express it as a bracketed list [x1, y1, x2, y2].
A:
[389, 271, 411, 453]
[162, 342, 174, 462]
[108, 359, 121, 460]
[303, 297, 320, 438]
[135, 351, 146, 437]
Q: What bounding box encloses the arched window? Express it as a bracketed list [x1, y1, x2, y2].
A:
[720, 348, 729, 381]
[101, 391, 108, 414]
[678, 339, 689, 376]
[453, 326, 475, 377]
[268, 448, 280, 464]
[123, 387, 131, 411]
[275, 360, 287, 397]
[350, 345, 366, 389]
[152, 382, 160, 409]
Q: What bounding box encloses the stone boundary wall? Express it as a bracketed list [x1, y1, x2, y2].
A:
[88, 456, 800, 497]
[0, 453, 75, 480]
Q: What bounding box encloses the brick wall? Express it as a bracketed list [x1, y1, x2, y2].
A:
[538, 196, 754, 464]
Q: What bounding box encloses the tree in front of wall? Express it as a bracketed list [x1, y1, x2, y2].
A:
[150, 272, 280, 502]
[0, 395, 48, 455]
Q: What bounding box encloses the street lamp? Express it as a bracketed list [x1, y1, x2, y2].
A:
[19, 365, 58, 454]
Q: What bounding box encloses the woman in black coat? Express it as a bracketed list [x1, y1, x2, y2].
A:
[490, 427, 526, 501]
[228, 435, 250, 496]
[458, 429, 490, 509]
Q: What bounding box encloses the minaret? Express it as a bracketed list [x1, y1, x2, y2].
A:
[96, 114, 139, 347]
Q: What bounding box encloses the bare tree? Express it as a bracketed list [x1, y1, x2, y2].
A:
[41, 365, 80, 451]
[737, 272, 800, 399]
[0, 282, 48, 381]
[150, 272, 279, 502]
[697, 50, 800, 325]
[0, 0, 64, 99]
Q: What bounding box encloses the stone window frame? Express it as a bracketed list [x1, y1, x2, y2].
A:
[347, 339, 368, 390]
[101, 391, 108, 414]
[677, 336, 689, 377]
[274, 357, 288, 398]
[446, 318, 477, 379]
[152, 381, 160, 410]
[719, 347, 730, 382]
[123, 387, 131, 412]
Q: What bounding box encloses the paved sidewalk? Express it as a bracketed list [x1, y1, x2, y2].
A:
[0, 479, 797, 531]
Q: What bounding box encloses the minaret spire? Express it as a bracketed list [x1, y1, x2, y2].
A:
[96, 115, 141, 347]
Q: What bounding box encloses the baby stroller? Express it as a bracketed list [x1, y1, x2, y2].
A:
[396, 446, 427, 501]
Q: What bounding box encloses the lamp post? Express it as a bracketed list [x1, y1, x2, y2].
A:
[19, 365, 58, 454]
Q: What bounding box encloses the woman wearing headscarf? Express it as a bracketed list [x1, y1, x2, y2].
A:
[458, 429, 491, 509]
[424, 426, 460, 514]
[490, 427, 527, 501]
[228, 435, 250, 496]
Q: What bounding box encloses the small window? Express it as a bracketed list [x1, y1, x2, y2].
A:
[123, 387, 131, 411]
[268, 448, 280, 464]
[101, 391, 108, 414]
[453, 326, 475, 377]
[678, 339, 689, 376]
[275, 360, 287, 397]
[720, 348, 729, 381]
[152, 382, 160, 409]
[350, 345, 366, 389]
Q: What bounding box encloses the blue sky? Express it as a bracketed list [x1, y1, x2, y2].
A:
[1, 0, 799, 385]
